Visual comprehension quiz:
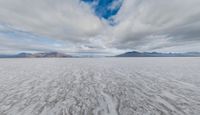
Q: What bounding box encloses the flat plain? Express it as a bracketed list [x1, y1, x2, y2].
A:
[0, 58, 200, 115]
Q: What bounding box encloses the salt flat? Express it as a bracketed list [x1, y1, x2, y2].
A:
[0, 58, 200, 115]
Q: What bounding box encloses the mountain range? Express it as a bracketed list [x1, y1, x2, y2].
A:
[116, 51, 200, 57]
[1, 51, 200, 58]
[0, 52, 72, 58]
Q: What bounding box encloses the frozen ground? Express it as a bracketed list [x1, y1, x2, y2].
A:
[0, 58, 200, 115]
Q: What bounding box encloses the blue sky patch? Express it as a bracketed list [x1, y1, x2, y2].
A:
[82, 0, 123, 21]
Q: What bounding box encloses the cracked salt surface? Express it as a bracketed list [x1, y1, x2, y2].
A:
[0, 58, 200, 115]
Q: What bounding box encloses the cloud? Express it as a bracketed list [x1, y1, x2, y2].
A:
[0, 0, 200, 55]
[0, 24, 72, 54]
[0, 0, 105, 39]
[0, 0, 114, 55]
[109, 0, 200, 52]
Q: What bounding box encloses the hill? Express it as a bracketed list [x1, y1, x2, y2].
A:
[116, 51, 200, 57]
[0, 52, 72, 58]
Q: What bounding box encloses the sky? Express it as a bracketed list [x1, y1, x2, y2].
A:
[0, 0, 200, 56]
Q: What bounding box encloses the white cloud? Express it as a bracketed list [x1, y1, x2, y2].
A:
[0, 0, 105, 41]
[109, 0, 200, 52]
[0, 0, 200, 55]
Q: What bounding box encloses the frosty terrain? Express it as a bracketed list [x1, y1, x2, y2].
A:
[0, 58, 200, 115]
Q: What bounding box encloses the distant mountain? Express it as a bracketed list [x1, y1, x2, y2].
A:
[16, 53, 33, 58]
[30, 52, 72, 58]
[116, 51, 200, 57]
[0, 52, 72, 58]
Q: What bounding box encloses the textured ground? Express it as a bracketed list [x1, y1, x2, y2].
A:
[0, 58, 200, 115]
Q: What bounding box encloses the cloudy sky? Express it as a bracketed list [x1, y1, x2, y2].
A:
[0, 0, 200, 56]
